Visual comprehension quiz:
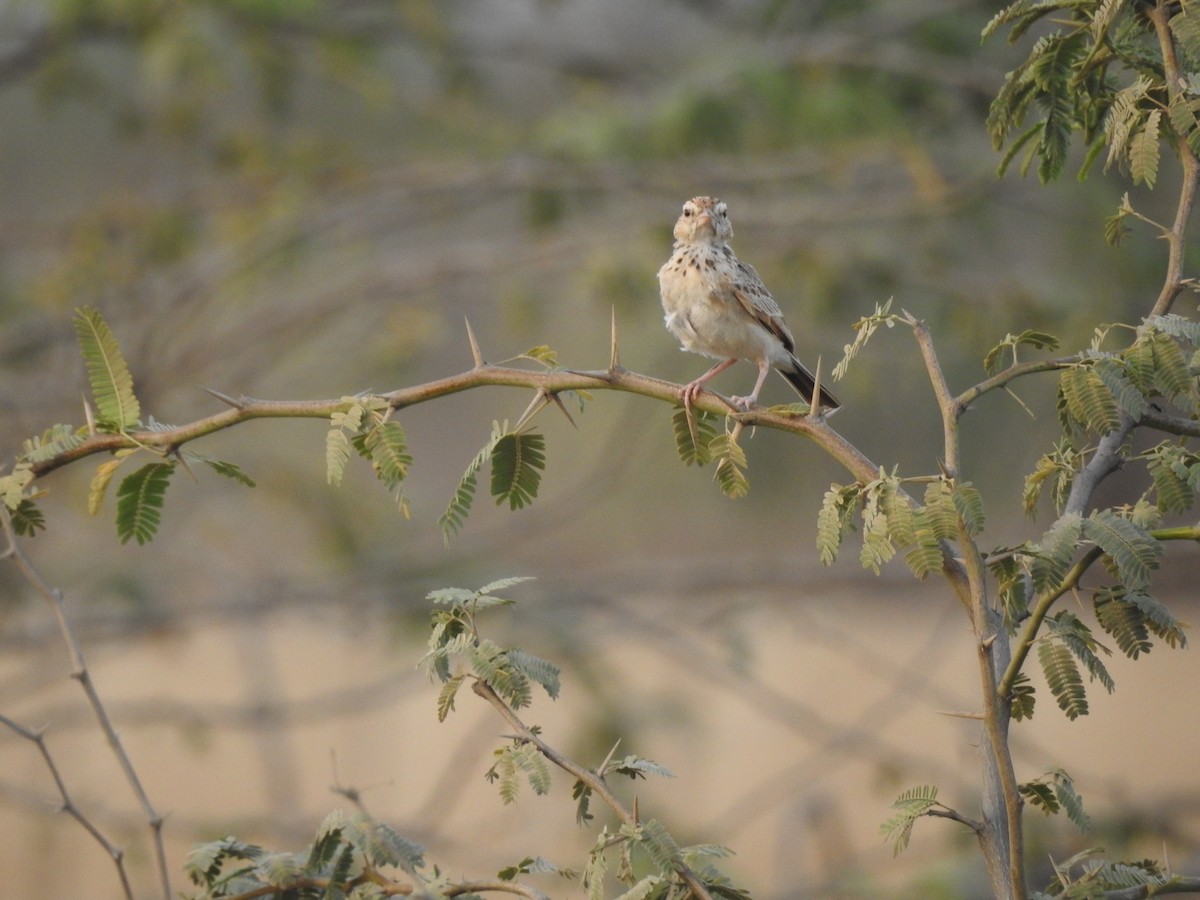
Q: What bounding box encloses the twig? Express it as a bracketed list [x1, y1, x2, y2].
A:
[998, 546, 1104, 701]
[906, 311, 960, 475]
[0, 712, 135, 900]
[0, 509, 172, 900]
[1145, 1, 1200, 319]
[927, 805, 984, 834]
[470, 680, 716, 900]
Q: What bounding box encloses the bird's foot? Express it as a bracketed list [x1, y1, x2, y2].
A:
[729, 394, 757, 410]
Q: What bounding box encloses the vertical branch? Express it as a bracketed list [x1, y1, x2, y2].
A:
[910, 315, 1027, 899]
[1146, 1, 1200, 319]
[1, 510, 172, 900]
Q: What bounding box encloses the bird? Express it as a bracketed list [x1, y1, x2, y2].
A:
[657, 196, 839, 413]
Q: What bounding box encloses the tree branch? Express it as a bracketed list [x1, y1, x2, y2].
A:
[0, 712, 135, 900]
[0, 509, 172, 900]
[1145, 1, 1200, 319]
[471, 680, 715, 900]
[955, 357, 1078, 413]
[997, 546, 1104, 703]
[907, 312, 960, 475]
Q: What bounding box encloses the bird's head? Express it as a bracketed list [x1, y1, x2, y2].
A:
[673, 196, 733, 243]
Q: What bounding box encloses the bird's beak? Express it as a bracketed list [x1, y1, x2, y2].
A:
[696, 212, 712, 227]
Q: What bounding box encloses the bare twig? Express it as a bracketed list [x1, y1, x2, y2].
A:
[0, 712, 135, 900]
[0, 509, 172, 900]
[471, 680, 716, 900]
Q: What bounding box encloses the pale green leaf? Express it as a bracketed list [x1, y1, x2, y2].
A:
[73, 306, 140, 430]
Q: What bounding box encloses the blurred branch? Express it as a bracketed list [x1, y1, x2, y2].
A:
[471, 679, 714, 900]
[0, 508, 172, 900]
[0, 711, 135, 900]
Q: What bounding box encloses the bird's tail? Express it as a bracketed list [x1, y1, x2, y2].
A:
[779, 356, 840, 412]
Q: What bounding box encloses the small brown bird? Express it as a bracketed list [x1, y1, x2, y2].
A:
[657, 196, 839, 412]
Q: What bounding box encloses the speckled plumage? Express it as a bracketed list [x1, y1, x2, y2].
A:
[657, 196, 839, 411]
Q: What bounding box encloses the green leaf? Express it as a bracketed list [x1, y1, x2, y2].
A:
[1083, 509, 1162, 590]
[477, 575, 536, 596]
[903, 521, 945, 580]
[521, 344, 559, 368]
[1093, 356, 1148, 420]
[817, 483, 859, 565]
[952, 482, 985, 537]
[506, 648, 561, 700]
[1030, 513, 1084, 592]
[362, 420, 411, 489]
[1010, 671, 1036, 721]
[612, 875, 664, 900]
[1038, 638, 1088, 720]
[197, 457, 257, 488]
[436, 675, 466, 722]
[1148, 331, 1196, 408]
[1060, 363, 1120, 433]
[10, 499, 46, 537]
[1129, 108, 1161, 188]
[1170, 1, 1200, 58]
[73, 307, 141, 430]
[672, 407, 717, 466]
[833, 298, 896, 381]
[1046, 610, 1114, 694]
[363, 820, 424, 874]
[1019, 780, 1059, 814]
[1104, 76, 1153, 173]
[710, 433, 749, 499]
[606, 755, 675, 781]
[1122, 588, 1187, 649]
[923, 480, 959, 540]
[21, 424, 84, 463]
[573, 779, 594, 825]
[880, 785, 938, 856]
[439, 425, 504, 542]
[1051, 767, 1091, 832]
[491, 430, 546, 510]
[1094, 590, 1153, 659]
[116, 462, 174, 545]
[638, 819, 683, 871]
[859, 485, 896, 574]
[1146, 443, 1198, 513]
[326, 427, 352, 486]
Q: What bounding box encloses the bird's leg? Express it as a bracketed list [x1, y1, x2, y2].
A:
[681, 358, 737, 409]
[730, 359, 771, 410]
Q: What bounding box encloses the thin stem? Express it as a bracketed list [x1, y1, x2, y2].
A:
[1, 509, 172, 900]
[0, 712, 135, 900]
[471, 680, 716, 900]
[927, 805, 984, 834]
[908, 313, 960, 475]
[955, 357, 1078, 412]
[1146, 1, 1200, 319]
[1000, 523, 1200, 698]
[998, 547, 1104, 700]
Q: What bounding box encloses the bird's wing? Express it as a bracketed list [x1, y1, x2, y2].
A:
[721, 261, 796, 354]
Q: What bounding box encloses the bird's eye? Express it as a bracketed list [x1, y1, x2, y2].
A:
[683, 208, 692, 217]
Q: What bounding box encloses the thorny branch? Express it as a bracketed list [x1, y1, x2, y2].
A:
[0, 710, 135, 900]
[0, 508, 172, 900]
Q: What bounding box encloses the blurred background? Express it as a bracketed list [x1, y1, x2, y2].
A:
[1, 1, 1198, 897]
